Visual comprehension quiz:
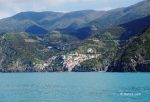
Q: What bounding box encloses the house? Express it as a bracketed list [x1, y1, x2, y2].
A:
[87, 48, 94, 54]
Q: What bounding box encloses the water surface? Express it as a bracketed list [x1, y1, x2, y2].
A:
[0, 72, 149, 102]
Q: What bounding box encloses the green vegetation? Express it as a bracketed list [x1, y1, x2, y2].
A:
[0, 0, 150, 72]
[73, 57, 103, 72]
[90, 0, 150, 28]
[91, 27, 124, 40]
[0, 32, 58, 72]
[108, 26, 150, 72]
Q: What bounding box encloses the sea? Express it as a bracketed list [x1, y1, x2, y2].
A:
[0, 72, 149, 102]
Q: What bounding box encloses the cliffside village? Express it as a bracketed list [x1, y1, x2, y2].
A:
[34, 48, 101, 71]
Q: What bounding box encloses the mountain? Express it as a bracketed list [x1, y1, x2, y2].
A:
[49, 10, 106, 30]
[0, 32, 59, 72]
[119, 15, 150, 40]
[0, 11, 63, 32]
[25, 25, 48, 35]
[0, 10, 105, 33]
[69, 0, 150, 40]
[90, 15, 150, 42]
[107, 26, 150, 72]
[0, 0, 150, 72]
[71, 14, 150, 72]
[90, 0, 150, 28]
[0, 0, 149, 37]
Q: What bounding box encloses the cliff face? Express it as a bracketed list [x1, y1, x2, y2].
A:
[108, 26, 150, 72]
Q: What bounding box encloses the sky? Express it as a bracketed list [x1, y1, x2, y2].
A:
[0, 0, 143, 19]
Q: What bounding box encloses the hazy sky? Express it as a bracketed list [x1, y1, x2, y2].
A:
[0, 0, 143, 19]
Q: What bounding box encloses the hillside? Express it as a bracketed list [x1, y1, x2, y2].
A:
[88, 15, 150, 43]
[0, 32, 59, 72]
[108, 26, 150, 72]
[70, 14, 150, 72]
[90, 0, 150, 28]
[120, 15, 150, 40]
[0, 0, 150, 40]
[0, 0, 150, 72]
[0, 10, 105, 33]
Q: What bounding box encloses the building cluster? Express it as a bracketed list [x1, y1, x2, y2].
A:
[63, 48, 101, 72]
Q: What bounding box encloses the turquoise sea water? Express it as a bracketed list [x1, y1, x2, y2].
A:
[0, 72, 150, 102]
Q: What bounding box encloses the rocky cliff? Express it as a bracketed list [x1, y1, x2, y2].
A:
[108, 26, 150, 72]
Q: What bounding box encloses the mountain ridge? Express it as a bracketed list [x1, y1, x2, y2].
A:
[0, 0, 150, 72]
[0, 0, 150, 36]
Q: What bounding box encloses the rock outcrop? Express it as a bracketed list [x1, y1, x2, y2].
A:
[108, 26, 150, 72]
